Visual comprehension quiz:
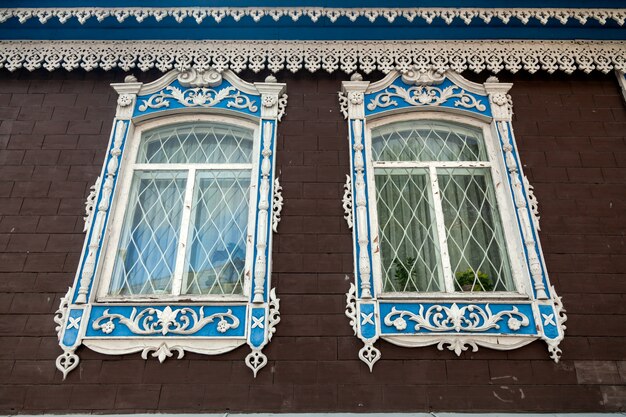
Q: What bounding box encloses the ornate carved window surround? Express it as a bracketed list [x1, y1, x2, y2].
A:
[340, 69, 567, 370]
[54, 68, 286, 379]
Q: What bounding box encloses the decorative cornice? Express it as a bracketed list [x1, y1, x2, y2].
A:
[1, 7, 624, 26]
[1, 40, 625, 75]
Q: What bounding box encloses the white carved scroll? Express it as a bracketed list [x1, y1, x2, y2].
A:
[271, 178, 283, 233]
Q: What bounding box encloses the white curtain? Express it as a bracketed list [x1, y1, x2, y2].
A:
[110, 172, 186, 296]
[183, 171, 250, 295]
[375, 168, 442, 292]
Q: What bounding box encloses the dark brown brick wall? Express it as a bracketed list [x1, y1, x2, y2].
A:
[0, 69, 625, 413]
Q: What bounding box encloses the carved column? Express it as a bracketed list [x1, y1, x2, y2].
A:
[485, 78, 548, 300]
[342, 78, 373, 299]
[75, 78, 141, 304]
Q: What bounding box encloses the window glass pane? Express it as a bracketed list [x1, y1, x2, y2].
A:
[375, 168, 443, 292]
[109, 171, 187, 296]
[438, 168, 514, 292]
[371, 120, 485, 162]
[139, 122, 254, 164]
[183, 170, 250, 295]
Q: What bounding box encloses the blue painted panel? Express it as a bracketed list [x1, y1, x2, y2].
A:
[86, 304, 247, 337]
[2, 22, 623, 41]
[364, 77, 491, 118]
[249, 307, 266, 348]
[134, 79, 261, 118]
[379, 302, 537, 335]
[359, 302, 377, 340]
[538, 304, 560, 340]
[61, 309, 83, 348]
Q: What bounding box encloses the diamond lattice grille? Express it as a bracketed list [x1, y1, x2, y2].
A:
[110, 171, 187, 296]
[375, 168, 443, 292]
[372, 120, 485, 162]
[139, 123, 254, 164]
[438, 169, 513, 292]
[183, 171, 250, 295]
[371, 120, 515, 293]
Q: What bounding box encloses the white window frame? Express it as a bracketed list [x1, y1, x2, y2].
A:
[340, 69, 567, 371]
[366, 112, 529, 300]
[54, 68, 287, 380]
[96, 114, 260, 303]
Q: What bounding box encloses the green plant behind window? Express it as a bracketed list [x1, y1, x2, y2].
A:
[393, 256, 419, 292]
[454, 268, 494, 291]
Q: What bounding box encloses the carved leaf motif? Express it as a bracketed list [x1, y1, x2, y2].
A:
[523, 175, 541, 230]
[367, 84, 486, 112]
[277, 94, 288, 121]
[138, 85, 258, 113]
[383, 304, 530, 333]
[92, 306, 240, 335]
[345, 282, 358, 335]
[267, 287, 281, 342]
[54, 287, 71, 339]
[271, 178, 283, 233]
[141, 343, 185, 363]
[83, 176, 100, 232]
[343, 174, 353, 229]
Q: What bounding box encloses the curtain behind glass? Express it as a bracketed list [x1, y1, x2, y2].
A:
[109, 171, 186, 296]
[183, 170, 250, 295]
[438, 169, 513, 292]
[375, 168, 443, 292]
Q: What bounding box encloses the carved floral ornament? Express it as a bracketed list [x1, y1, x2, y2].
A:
[1, 7, 625, 26]
[341, 68, 567, 369]
[0, 40, 624, 75]
[54, 67, 286, 379]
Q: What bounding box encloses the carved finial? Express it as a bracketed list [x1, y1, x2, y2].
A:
[124, 75, 138, 83]
[486, 76, 500, 83]
[350, 72, 363, 81]
[265, 75, 278, 83]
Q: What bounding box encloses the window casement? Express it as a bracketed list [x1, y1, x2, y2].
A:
[340, 69, 567, 370]
[54, 68, 286, 379]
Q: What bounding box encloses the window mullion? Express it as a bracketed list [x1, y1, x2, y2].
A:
[429, 166, 455, 293]
[171, 167, 197, 296]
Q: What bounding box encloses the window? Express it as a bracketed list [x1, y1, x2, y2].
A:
[370, 118, 515, 295]
[101, 119, 256, 299]
[54, 69, 286, 379]
[341, 70, 566, 370]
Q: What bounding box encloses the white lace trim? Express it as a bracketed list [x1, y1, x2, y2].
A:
[1, 7, 624, 26]
[1, 40, 624, 74]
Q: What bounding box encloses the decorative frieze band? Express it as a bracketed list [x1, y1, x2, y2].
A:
[1, 40, 625, 75]
[1, 7, 624, 26]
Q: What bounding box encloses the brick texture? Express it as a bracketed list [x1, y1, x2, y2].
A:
[0, 69, 625, 413]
